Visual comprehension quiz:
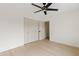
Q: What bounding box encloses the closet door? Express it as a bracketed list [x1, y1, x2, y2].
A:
[24, 18, 39, 44]
[39, 22, 46, 40]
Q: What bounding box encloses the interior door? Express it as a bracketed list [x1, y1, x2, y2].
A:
[24, 18, 39, 44]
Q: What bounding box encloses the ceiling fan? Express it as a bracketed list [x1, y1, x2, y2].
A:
[32, 3, 58, 15]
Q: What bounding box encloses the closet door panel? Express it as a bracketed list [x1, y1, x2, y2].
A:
[24, 18, 39, 44]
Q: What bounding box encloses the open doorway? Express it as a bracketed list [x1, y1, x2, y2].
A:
[45, 21, 50, 40]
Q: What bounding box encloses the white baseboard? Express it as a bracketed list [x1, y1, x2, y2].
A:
[0, 43, 24, 53]
[50, 39, 79, 48]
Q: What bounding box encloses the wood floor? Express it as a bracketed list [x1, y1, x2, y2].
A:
[0, 39, 79, 56]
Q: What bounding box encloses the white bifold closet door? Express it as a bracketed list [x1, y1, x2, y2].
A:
[24, 18, 39, 44]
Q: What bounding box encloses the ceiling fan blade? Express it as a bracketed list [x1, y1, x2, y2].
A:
[46, 8, 58, 11]
[44, 11, 47, 15]
[34, 10, 43, 13]
[32, 3, 42, 9]
[43, 3, 46, 5]
[45, 3, 52, 8]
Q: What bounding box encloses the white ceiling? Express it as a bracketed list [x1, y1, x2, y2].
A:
[24, 3, 79, 21]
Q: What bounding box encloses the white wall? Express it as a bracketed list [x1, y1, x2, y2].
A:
[50, 9, 79, 48]
[0, 4, 24, 52]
